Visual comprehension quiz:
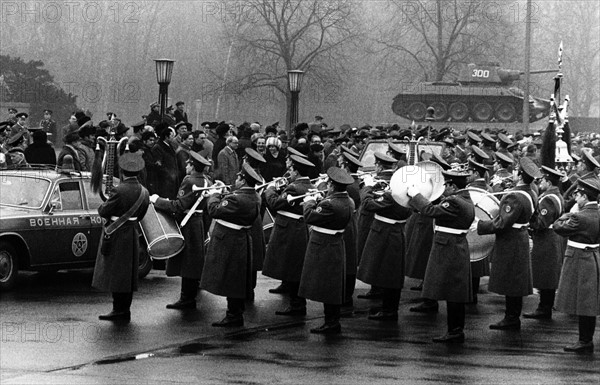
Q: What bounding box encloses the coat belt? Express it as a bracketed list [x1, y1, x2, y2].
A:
[110, 216, 138, 221]
[311, 225, 344, 235]
[434, 225, 469, 235]
[511, 223, 528, 229]
[567, 240, 600, 250]
[374, 214, 406, 225]
[278, 210, 303, 220]
[215, 219, 252, 230]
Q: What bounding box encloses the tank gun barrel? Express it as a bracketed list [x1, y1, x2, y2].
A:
[519, 69, 559, 75]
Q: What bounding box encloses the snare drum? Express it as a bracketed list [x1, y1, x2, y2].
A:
[139, 204, 185, 260]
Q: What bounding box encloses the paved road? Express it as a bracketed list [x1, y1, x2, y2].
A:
[0, 269, 597, 384]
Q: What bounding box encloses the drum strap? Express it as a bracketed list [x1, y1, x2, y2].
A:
[105, 187, 149, 236]
[540, 194, 563, 215]
[509, 190, 535, 215]
[567, 240, 600, 250]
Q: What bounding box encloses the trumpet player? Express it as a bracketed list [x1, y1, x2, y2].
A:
[243, 148, 267, 301]
[357, 158, 412, 321]
[356, 153, 397, 300]
[200, 163, 262, 327]
[490, 152, 515, 193]
[298, 167, 355, 334]
[478, 157, 541, 331]
[524, 166, 565, 320]
[340, 152, 364, 309]
[563, 148, 600, 212]
[151, 151, 212, 310]
[262, 155, 316, 316]
[553, 178, 600, 353]
[406, 170, 475, 343]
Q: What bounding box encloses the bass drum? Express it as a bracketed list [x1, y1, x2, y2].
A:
[139, 204, 185, 260]
[464, 187, 499, 262]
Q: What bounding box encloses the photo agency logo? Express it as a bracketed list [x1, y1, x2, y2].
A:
[1, 1, 142, 24]
[398, 1, 542, 24]
[3, 79, 141, 104]
[1, 322, 102, 343]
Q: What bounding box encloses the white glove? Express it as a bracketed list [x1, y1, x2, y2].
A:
[149, 194, 159, 204]
[286, 194, 295, 203]
[303, 195, 317, 203]
[406, 185, 419, 198]
[363, 175, 376, 187]
[469, 218, 480, 232]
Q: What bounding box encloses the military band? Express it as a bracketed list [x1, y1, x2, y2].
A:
[26, 111, 596, 352]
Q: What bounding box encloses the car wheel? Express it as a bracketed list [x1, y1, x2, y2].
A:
[0, 241, 19, 291]
[138, 239, 152, 279]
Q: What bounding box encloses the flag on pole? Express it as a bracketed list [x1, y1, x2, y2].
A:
[558, 41, 563, 68]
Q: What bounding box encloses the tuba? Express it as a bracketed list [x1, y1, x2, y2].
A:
[389, 161, 445, 207]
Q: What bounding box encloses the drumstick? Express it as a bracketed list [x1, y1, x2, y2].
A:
[181, 181, 208, 227]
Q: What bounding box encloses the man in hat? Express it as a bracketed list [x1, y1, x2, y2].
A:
[478, 157, 541, 330]
[92, 152, 150, 322]
[407, 169, 475, 342]
[200, 163, 262, 327]
[524, 166, 565, 320]
[7, 108, 18, 124]
[11, 112, 30, 145]
[174, 101, 188, 124]
[215, 135, 240, 186]
[39, 109, 57, 145]
[57, 132, 85, 171]
[496, 133, 514, 159]
[212, 122, 231, 168]
[563, 148, 600, 211]
[299, 167, 355, 334]
[553, 178, 600, 353]
[453, 135, 468, 163]
[151, 124, 180, 199]
[242, 147, 266, 301]
[263, 155, 316, 313]
[467, 158, 491, 191]
[152, 151, 212, 310]
[6, 132, 28, 167]
[358, 160, 413, 321]
[147, 102, 161, 127]
[141, 131, 158, 190]
[356, 152, 397, 300]
[480, 132, 496, 173]
[340, 152, 363, 309]
[78, 124, 96, 171]
[388, 141, 408, 168]
[491, 152, 515, 192]
[24, 130, 56, 165]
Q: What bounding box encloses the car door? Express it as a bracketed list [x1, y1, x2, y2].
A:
[29, 179, 94, 266]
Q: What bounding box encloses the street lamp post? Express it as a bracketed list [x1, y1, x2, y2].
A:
[154, 59, 175, 119]
[287, 70, 305, 134]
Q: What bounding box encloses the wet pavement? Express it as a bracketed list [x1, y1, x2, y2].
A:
[1, 269, 597, 384]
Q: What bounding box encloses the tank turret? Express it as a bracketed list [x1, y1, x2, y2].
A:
[392, 62, 556, 123]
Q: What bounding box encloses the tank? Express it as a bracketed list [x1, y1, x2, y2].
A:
[391, 62, 555, 123]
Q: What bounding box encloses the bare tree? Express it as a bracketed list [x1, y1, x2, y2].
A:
[210, 0, 360, 128]
[372, 0, 522, 82]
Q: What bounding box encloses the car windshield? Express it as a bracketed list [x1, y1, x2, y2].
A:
[0, 176, 50, 208]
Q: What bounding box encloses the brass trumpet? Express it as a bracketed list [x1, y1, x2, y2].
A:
[192, 181, 231, 193]
[287, 190, 325, 202]
[255, 175, 288, 190]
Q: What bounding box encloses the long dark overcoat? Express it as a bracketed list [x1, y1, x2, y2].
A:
[92, 177, 150, 292]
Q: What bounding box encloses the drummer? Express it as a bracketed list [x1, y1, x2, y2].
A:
[407, 169, 475, 343]
[151, 151, 212, 310]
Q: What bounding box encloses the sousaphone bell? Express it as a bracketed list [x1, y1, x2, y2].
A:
[390, 161, 445, 207]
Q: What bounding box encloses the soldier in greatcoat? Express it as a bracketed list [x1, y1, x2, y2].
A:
[200, 163, 262, 327]
[340, 152, 363, 309]
[298, 167, 355, 334]
[92, 153, 150, 322]
[562, 148, 599, 212]
[243, 148, 267, 301]
[357, 162, 412, 321]
[262, 155, 315, 316]
[478, 157, 541, 330]
[466, 158, 491, 304]
[490, 151, 515, 192]
[356, 153, 396, 300]
[523, 166, 565, 320]
[553, 178, 600, 353]
[407, 170, 475, 342]
[152, 151, 212, 310]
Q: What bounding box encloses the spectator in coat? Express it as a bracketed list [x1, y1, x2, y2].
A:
[24, 130, 56, 165]
[151, 125, 180, 199]
[215, 136, 239, 185]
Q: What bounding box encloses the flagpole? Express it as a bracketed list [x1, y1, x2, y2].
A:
[522, 0, 532, 134]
